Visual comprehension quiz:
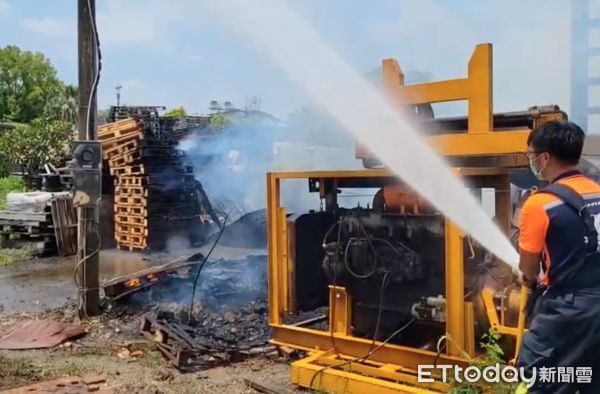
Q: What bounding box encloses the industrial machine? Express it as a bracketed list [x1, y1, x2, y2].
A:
[266, 44, 565, 393]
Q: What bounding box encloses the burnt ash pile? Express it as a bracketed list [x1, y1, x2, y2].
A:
[130, 254, 270, 370]
[142, 300, 270, 370]
[129, 254, 267, 306]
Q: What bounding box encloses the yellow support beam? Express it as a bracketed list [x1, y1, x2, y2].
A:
[445, 220, 464, 356]
[467, 44, 493, 134]
[266, 173, 281, 325]
[291, 352, 446, 394]
[429, 129, 530, 156]
[329, 286, 351, 335]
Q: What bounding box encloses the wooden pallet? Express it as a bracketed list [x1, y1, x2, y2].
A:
[139, 164, 194, 174]
[110, 165, 145, 177]
[0, 211, 53, 226]
[100, 131, 144, 153]
[114, 174, 195, 187]
[103, 139, 138, 160]
[115, 176, 144, 187]
[115, 214, 148, 226]
[115, 224, 148, 236]
[141, 147, 183, 157]
[109, 150, 141, 167]
[98, 118, 140, 139]
[114, 204, 147, 216]
[50, 196, 77, 256]
[115, 232, 147, 246]
[109, 155, 134, 168]
[115, 185, 147, 197]
[142, 139, 178, 147]
[114, 195, 147, 206]
[98, 125, 140, 140]
[117, 243, 147, 252]
[0, 224, 53, 235]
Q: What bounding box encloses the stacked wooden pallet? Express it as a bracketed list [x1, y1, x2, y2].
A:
[98, 117, 203, 251]
[0, 193, 76, 256]
[0, 208, 56, 255]
[108, 106, 164, 139]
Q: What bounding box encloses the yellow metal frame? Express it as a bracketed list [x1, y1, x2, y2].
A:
[481, 287, 529, 362]
[268, 44, 534, 393]
[356, 43, 530, 159]
[267, 168, 522, 393]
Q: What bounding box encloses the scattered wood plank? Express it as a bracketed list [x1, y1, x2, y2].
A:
[243, 378, 290, 394]
[51, 195, 77, 256]
[1, 375, 112, 393]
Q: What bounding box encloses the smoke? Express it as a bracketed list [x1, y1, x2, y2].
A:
[180, 106, 371, 217]
[165, 235, 191, 253]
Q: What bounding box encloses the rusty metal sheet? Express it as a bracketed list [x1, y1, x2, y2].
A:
[0, 375, 112, 393]
[0, 320, 86, 350]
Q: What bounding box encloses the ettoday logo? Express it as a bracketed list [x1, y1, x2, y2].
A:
[418, 364, 593, 388]
[418, 364, 535, 388]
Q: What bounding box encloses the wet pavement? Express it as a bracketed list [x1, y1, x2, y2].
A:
[0, 246, 264, 315]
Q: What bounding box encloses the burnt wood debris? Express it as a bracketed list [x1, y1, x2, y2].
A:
[131, 255, 271, 371]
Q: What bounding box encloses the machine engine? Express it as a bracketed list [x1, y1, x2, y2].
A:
[288, 186, 506, 349]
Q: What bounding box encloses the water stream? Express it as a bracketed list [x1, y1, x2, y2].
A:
[203, 0, 520, 269]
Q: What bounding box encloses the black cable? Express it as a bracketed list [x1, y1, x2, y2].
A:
[371, 271, 389, 345]
[321, 218, 342, 248]
[309, 317, 417, 391]
[187, 211, 230, 323]
[340, 218, 378, 279]
[433, 338, 446, 367]
[86, 0, 102, 140]
[338, 270, 389, 387]
[343, 238, 378, 279]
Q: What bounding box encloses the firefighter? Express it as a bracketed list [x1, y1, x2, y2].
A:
[516, 120, 600, 393]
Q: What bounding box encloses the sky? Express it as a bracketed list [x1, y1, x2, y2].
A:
[0, 0, 595, 126]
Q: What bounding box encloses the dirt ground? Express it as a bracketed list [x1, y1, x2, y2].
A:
[0, 246, 300, 393]
[0, 302, 298, 393]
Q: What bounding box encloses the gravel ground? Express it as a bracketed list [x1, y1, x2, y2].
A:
[0, 302, 300, 393]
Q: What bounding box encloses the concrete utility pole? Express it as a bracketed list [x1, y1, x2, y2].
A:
[77, 0, 100, 317]
[116, 84, 122, 107]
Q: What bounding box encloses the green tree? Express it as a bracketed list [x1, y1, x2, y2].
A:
[164, 106, 187, 118]
[0, 45, 63, 123]
[0, 120, 72, 182]
[209, 112, 231, 131]
[42, 84, 78, 126]
[98, 107, 111, 122]
[56, 84, 78, 124]
[0, 45, 75, 179]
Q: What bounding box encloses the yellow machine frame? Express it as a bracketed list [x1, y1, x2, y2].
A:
[267, 44, 531, 393]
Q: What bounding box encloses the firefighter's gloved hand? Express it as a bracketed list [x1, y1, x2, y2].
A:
[513, 267, 537, 289]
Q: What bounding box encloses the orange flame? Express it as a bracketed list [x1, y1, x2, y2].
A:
[125, 278, 141, 288]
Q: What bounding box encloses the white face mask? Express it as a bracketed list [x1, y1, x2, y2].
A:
[528, 153, 547, 181]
